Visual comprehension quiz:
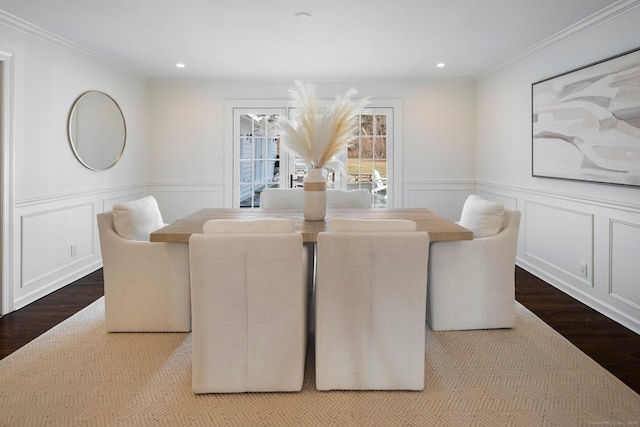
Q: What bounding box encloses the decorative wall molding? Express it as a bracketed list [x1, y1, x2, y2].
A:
[609, 219, 640, 310]
[20, 201, 96, 287]
[14, 183, 148, 208]
[0, 49, 15, 315]
[475, 189, 518, 211]
[402, 180, 475, 220]
[476, 181, 640, 334]
[523, 200, 594, 286]
[102, 190, 147, 212]
[0, 10, 141, 79]
[149, 181, 223, 192]
[149, 182, 225, 222]
[517, 254, 640, 334]
[476, 180, 640, 213]
[12, 184, 148, 310]
[483, 0, 640, 77]
[9, 174, 640, 336]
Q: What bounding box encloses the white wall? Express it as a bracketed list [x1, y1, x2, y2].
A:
[476, 5, 640, 332]
[0, 18, 150, 311]
[148, 79, 477, 221]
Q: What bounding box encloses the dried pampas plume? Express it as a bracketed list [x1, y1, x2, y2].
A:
[279, 81, 369, 169]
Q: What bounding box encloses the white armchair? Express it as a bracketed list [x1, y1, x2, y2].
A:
[315, 219, 429, 391]
[97, 209, 191, 333]
[426, 207, 521, 331]
[189, 219, 308, 393]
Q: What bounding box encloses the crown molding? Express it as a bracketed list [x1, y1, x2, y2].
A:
[0, 9, 143, 79]
[481, 0, 640, 78]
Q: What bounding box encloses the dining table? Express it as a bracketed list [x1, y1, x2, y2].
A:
[151, 207, 473, 336]
[150, 208, 473, 243]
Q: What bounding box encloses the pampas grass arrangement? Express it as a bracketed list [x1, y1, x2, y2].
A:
[279, 81, 369, 170]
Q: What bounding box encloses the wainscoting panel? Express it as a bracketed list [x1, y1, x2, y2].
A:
[524, 201, 594, 287]
[475, 190, 518, 211]
[150, 182, 225, 222]
[402, 181, 474, 220]
[21, 202, 95, 288]
[609, 219, 640, 310]
[476, 181, 640, 334]
[102, 190, 147, 212]
[12, 185, 148, 310]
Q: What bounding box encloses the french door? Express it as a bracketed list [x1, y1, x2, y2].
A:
[345, 108, 392, 208]
[233, 109, 285, 208]
[231, 105, 395, 208]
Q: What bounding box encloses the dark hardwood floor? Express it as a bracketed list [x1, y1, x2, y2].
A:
[0, 269, 104, 359]
[515, 267, 640, 394]
[1, 266, 639, 394]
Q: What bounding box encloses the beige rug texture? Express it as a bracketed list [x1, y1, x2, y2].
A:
[0, 297, 638, 427]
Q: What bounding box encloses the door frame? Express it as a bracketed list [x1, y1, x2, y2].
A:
[224, 99, 403, 208]
[0, 50, 15, 315]
[224, 100, 289, 207]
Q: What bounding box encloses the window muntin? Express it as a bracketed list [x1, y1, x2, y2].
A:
[348, 113, 388, 208]
[237, 113, 281, 207]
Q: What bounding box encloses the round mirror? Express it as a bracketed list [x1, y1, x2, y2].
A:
[68, 91, 126, 170]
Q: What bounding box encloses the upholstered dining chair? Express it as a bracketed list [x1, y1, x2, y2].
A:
[260, 188, 372, 209]
[188, 219, 308, 393]
[315, 219, 429, 391]
[259, 187, 372, 331]
[426, 195, 521, 331]
[260, 188, 304, 208]
[327, 189, 372, 208]
[97, 196, 191, 332]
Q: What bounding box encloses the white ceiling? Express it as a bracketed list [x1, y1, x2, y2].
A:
[0, 0, 623, 80]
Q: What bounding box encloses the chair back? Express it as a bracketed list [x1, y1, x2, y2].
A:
[315, 219, 429, 391]
[426, 208, 521, 331]
[326, 189, 372, 208]
[261, 188, 372, 209]
[188, 219, 307, 393]
[260, 188, 304, 208]
[97, 211, 191, 332]
[97, 211, 116, 247]
[497, 209, 521, 245]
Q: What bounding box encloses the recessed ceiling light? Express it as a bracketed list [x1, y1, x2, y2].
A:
[294, 11, 311, 20]
[436, 63, 446, 68]
[176, 63, 186, 69]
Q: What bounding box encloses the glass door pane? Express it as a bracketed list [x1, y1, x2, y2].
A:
[348, 112, 389, 208]
[234, 110, 285, 207]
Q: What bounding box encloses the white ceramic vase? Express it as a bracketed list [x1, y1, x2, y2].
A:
[303, 168, 327, 221]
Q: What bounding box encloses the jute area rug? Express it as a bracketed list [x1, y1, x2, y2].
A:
[0, 298, 638, 427]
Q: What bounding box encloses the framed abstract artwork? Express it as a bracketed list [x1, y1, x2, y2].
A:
[532, 47, 640, 187]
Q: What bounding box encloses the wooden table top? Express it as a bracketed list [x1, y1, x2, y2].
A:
[150, 208, 473, 243]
